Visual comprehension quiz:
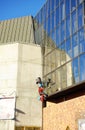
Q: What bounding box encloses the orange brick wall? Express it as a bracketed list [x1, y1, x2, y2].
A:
[43, 95, 85, 130]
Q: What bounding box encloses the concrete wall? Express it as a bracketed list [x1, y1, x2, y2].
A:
[16, 43, 42, 127]
[43, 95, 85, 130]
[0, 43, 42, 130]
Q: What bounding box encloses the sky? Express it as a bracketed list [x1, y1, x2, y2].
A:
[0, 0, 46, 21]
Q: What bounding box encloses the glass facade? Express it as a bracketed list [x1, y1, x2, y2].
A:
[35, 0, 85, 95]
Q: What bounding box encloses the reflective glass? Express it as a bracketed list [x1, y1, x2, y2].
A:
[65, 0, 70, 16]
[51, 0, 54, 11]
[55, 0, 59, 7]
[47, 16, 50, 34]
[71, 0, 76, 11]
[66, 61, 73, 87]
[56, 26, 60, 46]
[61, 65, 67, 89]
[80, 54, 85, 81]
[72, 11, 77, 34]
[60, 1, 65, 21]
[60, 42, 66, 65]
[66, 16, 71, 39]
[55, 7, 59, 26]
[61, 21, 65, 42]
[48, 0, 50, 16]
[56, 68, 61, 89]
[56, 48, 61, 67]
[77, 0, 83, 5]
[78, 28, 85, 54]
[72, 58, 79, 83]
[66, 39, 72, 61]
[52, 12, 54, 31]
[72, 33, 78, 57]
[78, 4, 84, 29]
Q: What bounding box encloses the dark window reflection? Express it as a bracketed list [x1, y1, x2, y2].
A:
[78, 4, 84, 29]
[65, 0, 70, 16]
[78, 28, 85, 54]
[71, 0, 76, 11]
[66, 39, 72, 61]
[72, 58, 79, 83]
[66, 16, 71, 38]
[72, 11, 77, 34]
[72, 33, 78, 57]
[80, 54, 85, 81]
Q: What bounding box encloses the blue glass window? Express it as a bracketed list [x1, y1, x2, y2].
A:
[72, 58, 79, 83]
[56, 26, 60, 46]
[52, 12, 54, 31]
[61, 21, 65, 42]
[51, 0, 54, 11]
[60, 42, 66, 65]
[47, 16, 50, 34]
[72, 33, 78, 57]
[78, 28, 85, 54]
[60, 1, 65, 21]
[55, 0, 59, 7]
[78, 4, 84, 29]
[66, 16, 71, 39]
[71, 0, 76, 11]
[47, 0, 50, 16]
[78, 0, 83, 5]
[80, 54, 85, 81]
[72, 11, 77, 34]
[55, 7, 59, 26]
[65, 0, 70, 16]
[66, 39, 72, 61]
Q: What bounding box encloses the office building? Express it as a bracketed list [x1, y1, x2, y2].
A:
[35, 0, 85, 129]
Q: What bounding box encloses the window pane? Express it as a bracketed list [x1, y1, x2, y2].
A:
[78, 4, 84, 29]
[56, 68, 61, 90]
[61, 21, 65, 42]
[56, 26, 60, 46]
[72, 58, 79, 83]
[55, 0, 59, 7]
[51, 0, 54, 11]
[60, 42, 66, 65]
[66, 39, 72, 61]
[78, 28, 85, 54]
[47, 16, 50, 34]
[52, 12, 54, 31]
[55, 7, 59, 26]
[65, 0, 70, 16]
[78, 0, 83, 5]
[80, 54, 85, 81]
[61, 65, 67, 89]
[60, 1, 65, 21]
[66, 61, 73, 87]
[72, 11, 77, 34]
[72, 33, 78, 57]
[71, 0, 76, 11]
[66, 16, 71, 38]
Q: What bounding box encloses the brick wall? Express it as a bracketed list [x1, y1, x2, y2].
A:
[43, 95, 85, 130]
